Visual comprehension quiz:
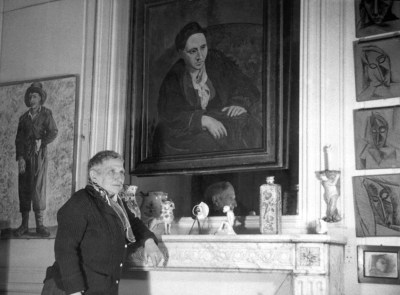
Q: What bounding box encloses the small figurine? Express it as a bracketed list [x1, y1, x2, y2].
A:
[316, 170, 341, 223]
[316, 145, 342, 223]
[148, 199, 175, 235]
[214, 205, 236, 235]
[223, 205, 235, 228]
[215, 206, 236, 235]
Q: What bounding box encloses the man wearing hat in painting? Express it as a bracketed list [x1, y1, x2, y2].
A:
[14, 82, 58, 237]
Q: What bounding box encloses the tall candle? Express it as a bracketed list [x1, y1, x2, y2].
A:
[324, 145, 331, 171]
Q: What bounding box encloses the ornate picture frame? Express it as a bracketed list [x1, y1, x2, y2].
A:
[127, 0, 295, 175]
[358, 245, 400, 284]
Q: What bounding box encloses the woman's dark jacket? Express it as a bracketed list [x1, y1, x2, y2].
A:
[50, 185, 157, 295]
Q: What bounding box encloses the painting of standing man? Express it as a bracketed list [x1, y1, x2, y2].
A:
[14, 82, 58, 237]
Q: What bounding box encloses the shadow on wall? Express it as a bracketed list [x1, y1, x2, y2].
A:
[120, 270, 293, 295]
[0, 240, 10, 294]
[120, 271, 151, 295]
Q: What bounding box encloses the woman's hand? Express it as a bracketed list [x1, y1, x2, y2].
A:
[144, 239, 164, 267]
[222, 105, 247, 117]
[201, 115, 227, 139]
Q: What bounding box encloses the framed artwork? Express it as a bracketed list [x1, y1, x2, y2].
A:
[354, 106, 400, 170]
[355, 0, 400, 38]
[358, 245, 400, 284]
[128, 0, 294, 175]
[0, 75, 78, 235]
[354, 35, 400, 102]
[353, 174, 400, 237]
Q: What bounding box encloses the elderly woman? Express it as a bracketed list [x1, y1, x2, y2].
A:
[15, 82, 58, 237]
[42, 150, 163, 295]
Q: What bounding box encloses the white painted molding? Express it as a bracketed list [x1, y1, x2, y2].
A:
[89, 0, 130, 156]
[297, 0, 323, 228]
[75, 0, 96, 189]
[105, 0, 130, 153]
[76, 0, 130, 188]
[89, 0, 114, 153]
[297, 0, 346, 229]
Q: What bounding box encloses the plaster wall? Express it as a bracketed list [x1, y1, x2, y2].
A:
[340, 1, 400, 294]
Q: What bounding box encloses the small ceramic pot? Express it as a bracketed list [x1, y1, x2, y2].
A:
[140, 191, 168, 224]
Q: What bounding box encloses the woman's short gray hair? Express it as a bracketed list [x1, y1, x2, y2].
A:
[88, 150, 123, 171]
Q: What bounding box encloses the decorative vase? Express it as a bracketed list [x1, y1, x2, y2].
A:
[259, 176, 282, 234]
[139, 191, 168, 224]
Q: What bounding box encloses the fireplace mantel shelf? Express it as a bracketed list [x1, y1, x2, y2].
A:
[157, 234, 346, 244]
[126, 234, 346, 295]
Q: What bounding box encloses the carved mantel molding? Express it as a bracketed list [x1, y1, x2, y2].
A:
[126, 234, 346, 295]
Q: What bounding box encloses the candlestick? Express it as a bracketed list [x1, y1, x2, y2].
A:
[324, 145, 332, 171]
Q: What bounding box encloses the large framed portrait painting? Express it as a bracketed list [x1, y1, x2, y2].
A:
[128, 0, 291, 175]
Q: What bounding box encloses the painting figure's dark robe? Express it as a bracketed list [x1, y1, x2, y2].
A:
[153, 49, 262, 156]
[15, 106, 58, 212]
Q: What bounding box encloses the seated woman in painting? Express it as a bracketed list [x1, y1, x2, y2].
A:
[153, 22, 262, 156]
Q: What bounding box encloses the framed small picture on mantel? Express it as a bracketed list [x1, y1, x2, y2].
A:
[358, 245, 400, 284]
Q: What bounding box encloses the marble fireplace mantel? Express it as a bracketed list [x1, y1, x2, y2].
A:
[125, 234, 346, 295]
